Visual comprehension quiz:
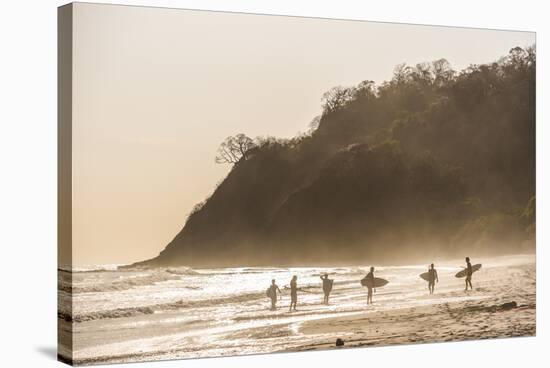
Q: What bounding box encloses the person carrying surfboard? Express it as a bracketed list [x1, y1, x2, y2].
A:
[365, 267, 376, 305]
[267, 279, 282, 310]
[289, 275, 298, 312]
[428, 263, 438, 294]
[320, 273, 333, 305]
[465, 257, 473, 291]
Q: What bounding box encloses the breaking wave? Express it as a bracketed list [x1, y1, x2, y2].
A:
[58, 264, 123, 273]
[59, 292, 264, 323]
[165, 267, 200, 276]
[58, 270, 190, 294]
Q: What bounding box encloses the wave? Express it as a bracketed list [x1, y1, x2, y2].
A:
[192, 268, 286, 276]
[242, 267, 288, 272]
[165, 267, 200, 276]
[58, 305, 156, 323]
[58, 264, 123, 273]
[59, 264, 199, 274]
[309, 269, 365, 277]
[58, 271, 183, 294]
[58, 265, 201, 294]
[59, 292, 265, 323]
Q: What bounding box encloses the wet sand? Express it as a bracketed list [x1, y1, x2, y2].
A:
[292, 272, 535, 352]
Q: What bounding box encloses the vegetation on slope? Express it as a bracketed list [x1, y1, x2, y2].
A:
[139, 46, 535, 267]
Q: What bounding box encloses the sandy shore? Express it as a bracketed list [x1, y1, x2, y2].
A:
[292, 288, 535, 352]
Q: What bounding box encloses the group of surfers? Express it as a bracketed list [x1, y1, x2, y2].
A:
[267, 257, 476, 312]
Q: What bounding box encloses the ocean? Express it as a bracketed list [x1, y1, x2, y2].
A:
[58, 254, 536, 365]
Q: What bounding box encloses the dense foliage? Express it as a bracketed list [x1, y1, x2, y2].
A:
[139, 47, 535, 267]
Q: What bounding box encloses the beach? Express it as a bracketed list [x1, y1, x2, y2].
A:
[295, 290, 535, 352]
[58, 254, 535, 365]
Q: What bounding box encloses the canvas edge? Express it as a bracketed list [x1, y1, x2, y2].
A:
[58, 2, 75, 366]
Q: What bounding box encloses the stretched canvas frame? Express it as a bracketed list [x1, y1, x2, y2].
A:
[58, 3, 536, 366]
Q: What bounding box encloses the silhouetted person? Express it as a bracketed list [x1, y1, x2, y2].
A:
[465, 257, 473, 291]
[366, 266, 376, 305]
[320, 273, 333, 304]
[428, 263, 438, 294]
[289, 275, 298, 312]
[268, 279, 282, 310]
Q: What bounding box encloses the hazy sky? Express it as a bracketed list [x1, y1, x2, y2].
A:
[70, 3, 535, 266]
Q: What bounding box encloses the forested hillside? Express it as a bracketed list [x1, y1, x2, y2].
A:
[133, 46, 535, 267]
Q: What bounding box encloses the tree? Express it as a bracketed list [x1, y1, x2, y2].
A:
[432, 58, 455, 86]
[321, 86, 355, 114]
[392, 63, 413, 84]
[307, 115, 321, 135]
[215, 134, 256, 164]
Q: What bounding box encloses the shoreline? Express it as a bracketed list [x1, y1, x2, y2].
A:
[62, 294, 536, 365]
[288, 292, 536, 352]
[117, 252, 537, 271]
[59, 255, 536, 365]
